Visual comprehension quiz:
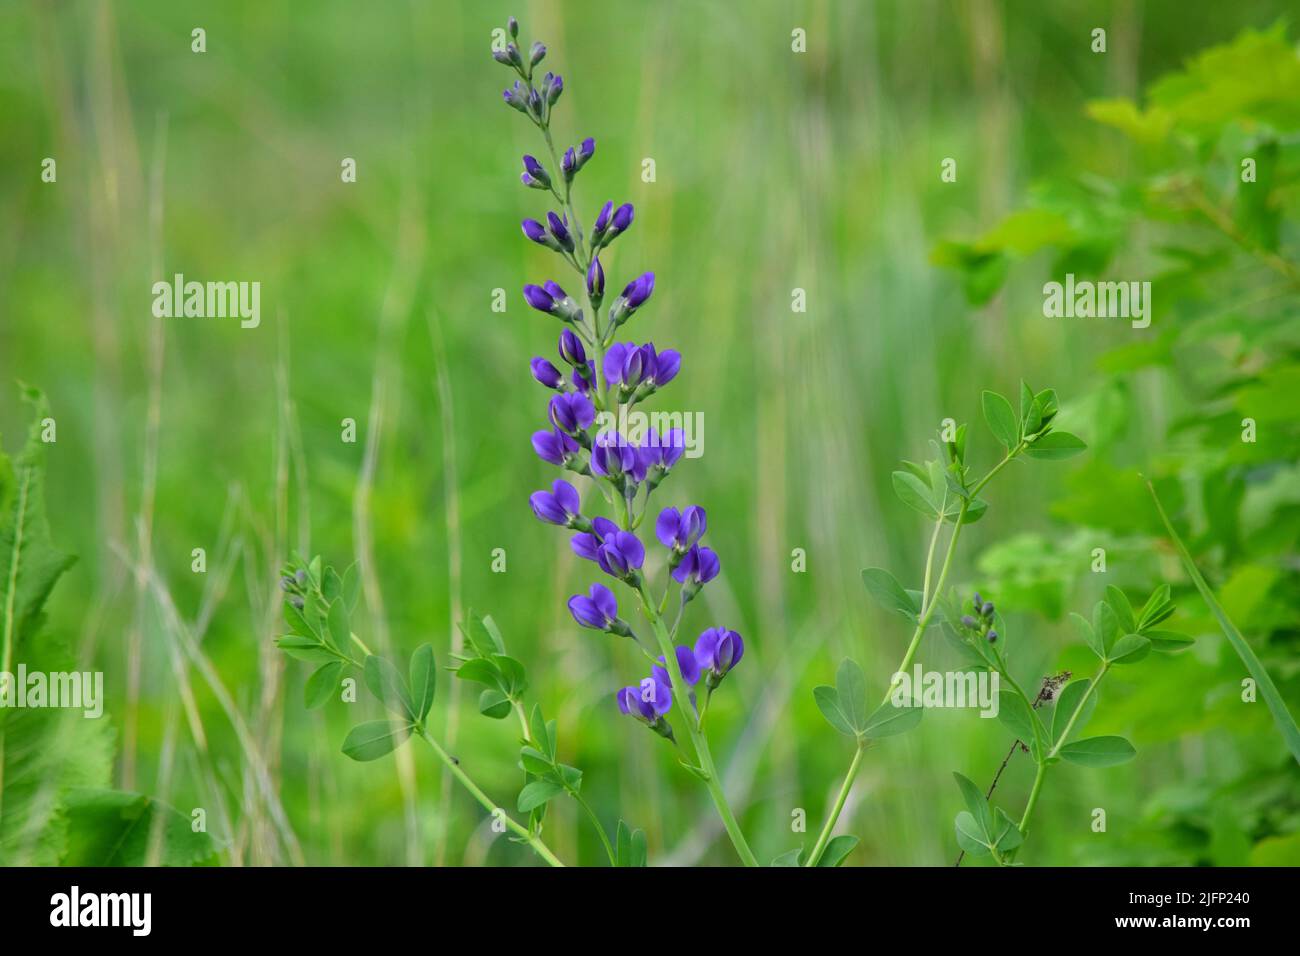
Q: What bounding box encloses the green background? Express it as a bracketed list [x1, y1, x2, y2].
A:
[1, 0, 1298, 866]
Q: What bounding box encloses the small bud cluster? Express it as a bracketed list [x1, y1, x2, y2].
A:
[960, 591, 999, 643]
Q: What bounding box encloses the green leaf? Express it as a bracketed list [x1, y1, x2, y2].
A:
[304, 660, 343, 709]
[61, 790, 217, 866]
[275, 635, 337, 664]
[454, 657, 503, 687]
[952, 771, 992, 834]
[1070, 611, 1105, 659]
[363, 655, 415, 719]
[835, 658, 869, 732]
[322, 566, 343, 603]
[892, 470, 940, 517]
[860, 698, 923, 738]
[954, 811, 991, 857]
[995, 690, 1038, 745]
[1024, 431, 1087, 460]
[459, 612, 501, 659]
[992, 807, 1023, 853]
[814, 686, 854, 736]
[1058, 735, 1136, 767]
[815, 834, 859, 867]
[519, 747, 554, 777]
[1104, 586, 1137, 633]
[860, 567, 919, 621]
[1107, 633, 1151, 664]
[408, 643, 436, 721]
[981, 390, 1020, 450]
[341, 721, 412, 761]
[1145, 629, 1195, 652]
[283, 600, 315, 639]
[529, 703, 553, 758]
[1093, 601, 1119, 656]
[326, 598, 352, 657]
[517, 780, 564, 813]
[491, 654, 528, 697]
[478, 688, 512, 720]
[1052, 680, 1097, 746]
[1148, 480, 1300, 766]
[615, 820, 649, 867]
[340, 562, 361, 613]
[1137, 584, 1174, 630]
[770, 848, 804, 867]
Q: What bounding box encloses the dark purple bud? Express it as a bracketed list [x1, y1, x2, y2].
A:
[549, 392, 595, 434]
[652, 646, 701, 688]
[523, 283, 556, 314]
[973, 592, 983, 608]
[507, 16, 518, 38]
[612, 203, 634, 234]
[568, 583, 619, 631]
[493, 49, 513, 65]
[562, 147, 577, 179]
[543, 279, 568, 301]
[987, 630, 998, 643]
[960, 615, 978, 629]
[506, 43, 523, 67]
[547, 74, 563, 105]
[502, 83, 528, 112]
[522, 155, 550, 188]
[529, 478, 581, 526]
[530, 41, 546, 66]
[580, 137, 595, 161]
[547, 211, 573, 251]
[981, 602, 995, 617]
[530, 357, 563, 389]
[527, 88, 543, 117]
[592, 201, 614, 241]
[522, 218, 548, 244]
[531, 427, 578, 466]
[587, 256, 605, 299]
[559, 329, 586, 367]
[625, 272, 655, 309]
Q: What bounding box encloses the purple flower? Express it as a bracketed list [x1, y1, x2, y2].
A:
[652, 645, 701, 688]
[625, 272, 655, 309]
[617, 674, 671, 722]
[562, 146, 577, 179]
[587, 256, 605, 299]
[612, 203, 634, 235]
[523, 283, 556, 314]
[579, 138, 595, 162]
[571, 516, 619, 563]
[521, 155, 550, 189]
[522, 218, 548, 244]
[592, 201, 614, 243]
[547, 211, 574, 251]
[530, 357, 563, 389]
[549, 392, 595, 434]
[656, 506, 707, 552]
[590, 432, 637, 478]
[503, 82, 527, 112]
[547, 74, 563, 105]
[695, 627, 744, 685]
[559, 329, 586, 367]
[672, 545, 720, 586]
[596, 530, 645, 579]
[530, 41, 546, 66]
[531, 427, 579, 466]
[653, 349, 681, 386]
[568, 582, 619, 631]
[529, 479, 582, 526]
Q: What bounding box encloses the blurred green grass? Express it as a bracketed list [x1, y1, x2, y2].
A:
[1, 0, 1296, 865]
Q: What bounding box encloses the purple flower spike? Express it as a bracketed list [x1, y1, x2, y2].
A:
[652, 645, 702, 688]
[530, 357, 563, 389]
[694, 627, 745, 686]
[559, 329, 586, 367]
[656, 505, 707, 551]
[531, 427, 579, 466]
[568, 582, 619, 631]
[529, 478, 582, 527]
[596, 530, 645, 580]
[549, 392, 595, 434]
[523, 283, 556, 314]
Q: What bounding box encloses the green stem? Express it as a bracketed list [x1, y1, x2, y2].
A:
[803, 742, 865, 866]
[416, 729, 565, 867]
[639, 589, 759, 866]
[573, 791, 617, 865]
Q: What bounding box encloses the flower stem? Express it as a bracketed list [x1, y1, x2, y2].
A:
[803, 741, 865, 866]
[639, 589, 759, 866]
[415, 728, 565, 867]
